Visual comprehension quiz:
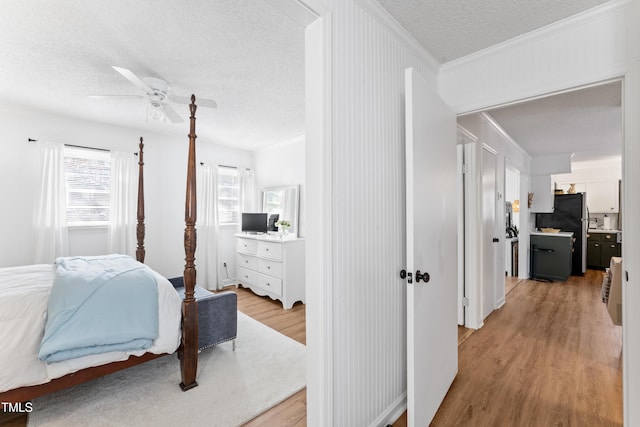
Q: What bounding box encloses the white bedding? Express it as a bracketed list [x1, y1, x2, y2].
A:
[0, 262, 182, 393]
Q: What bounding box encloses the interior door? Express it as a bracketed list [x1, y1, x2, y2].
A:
[482, 146, 497, 319]
[404, 67, 458, 426]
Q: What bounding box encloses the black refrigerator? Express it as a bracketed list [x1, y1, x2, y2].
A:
[536, 193, 587, 276]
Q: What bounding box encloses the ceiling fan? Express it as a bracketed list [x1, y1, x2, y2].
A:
[91, 66, 217, 123]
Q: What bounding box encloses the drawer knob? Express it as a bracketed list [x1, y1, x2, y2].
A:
[267, 266, 271, 269]
[266, 282, 271, 286]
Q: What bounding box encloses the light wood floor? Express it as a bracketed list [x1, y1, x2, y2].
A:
[396, 269, 622, 426]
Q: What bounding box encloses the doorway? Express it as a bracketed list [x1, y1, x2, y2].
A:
[504, 161, 521, 296]
[457, 78, 624, 423]
[481, 145, 498, 320]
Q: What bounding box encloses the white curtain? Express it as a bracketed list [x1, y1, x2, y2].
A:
[196, 164, 220, 290]
[108, 151, 137, 256]
[33, 141, 68, 264]
[236, 168, 256, 233]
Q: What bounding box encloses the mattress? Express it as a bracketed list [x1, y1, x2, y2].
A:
[0, 262, 182, 393]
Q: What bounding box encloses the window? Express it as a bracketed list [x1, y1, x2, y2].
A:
[217, 166, 239, 224]
[64, 146, 111, 226]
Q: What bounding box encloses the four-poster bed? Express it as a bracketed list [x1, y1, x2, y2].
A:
[0, 95, 203, 402]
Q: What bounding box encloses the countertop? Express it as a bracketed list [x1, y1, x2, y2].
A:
[530, 231, 574, 238]
[587, 229, 621, 234]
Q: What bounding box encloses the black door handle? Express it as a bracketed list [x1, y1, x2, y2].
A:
[400, 269, 413, 284]
[415, 270, 430, 283]
[493, 237, 500, 243]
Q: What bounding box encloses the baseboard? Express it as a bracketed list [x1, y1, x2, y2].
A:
[369, 391, 407, 427]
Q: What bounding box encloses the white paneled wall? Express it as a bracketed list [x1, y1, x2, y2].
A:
[325, 0, 439, 424]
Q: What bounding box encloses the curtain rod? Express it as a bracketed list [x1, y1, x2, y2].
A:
[29, 138, 137, 155]
[28, 138, 109, 152]
[65, 143, 109, 152]
[209, 162, 251, 171]
[199, 162, 251, 171]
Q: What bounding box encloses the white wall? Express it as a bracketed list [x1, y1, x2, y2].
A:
[254, 135, 305, 237]
[0, 103, 252, 282]
[439, 1, 640, 424]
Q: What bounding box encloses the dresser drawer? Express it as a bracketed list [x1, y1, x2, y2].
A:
[237, 238, 258, 255]
[258, 258, 283, 278]
[256, 272, 282, 296]
[258, 241, 282, 261]
[237, 253, 258, 271]
[236, 266, 256, 286]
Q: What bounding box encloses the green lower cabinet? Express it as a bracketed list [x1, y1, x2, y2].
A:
[587, 241, 602, 269]
[587, 232, 621, 270]
[601, 243, 621, 267]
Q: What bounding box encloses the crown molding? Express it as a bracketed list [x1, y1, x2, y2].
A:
[480, 112, 531, 160]
[441, 0, 635, 72]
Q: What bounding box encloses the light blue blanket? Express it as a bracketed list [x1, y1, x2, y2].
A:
[39, 255, 159, 363]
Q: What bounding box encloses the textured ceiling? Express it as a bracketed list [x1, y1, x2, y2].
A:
[376, 0, 611, 63]
[0, 0, 619, 155]
[484, 81, 622, 163]
[0, 0, 305, 151]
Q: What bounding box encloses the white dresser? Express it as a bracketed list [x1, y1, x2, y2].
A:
[235, 234, 305, 309]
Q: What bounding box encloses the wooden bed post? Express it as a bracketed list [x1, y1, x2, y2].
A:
[180, 95, 199, 391]
[136, 137, 145, 263]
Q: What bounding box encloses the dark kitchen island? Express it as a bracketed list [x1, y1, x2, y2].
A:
[530, 231, 574, 281]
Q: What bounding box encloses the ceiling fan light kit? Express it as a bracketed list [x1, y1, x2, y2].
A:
[91, 66, 217, 124]
[147, 103, 165, 121]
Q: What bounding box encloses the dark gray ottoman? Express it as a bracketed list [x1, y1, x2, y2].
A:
[168, 277, 238, 351]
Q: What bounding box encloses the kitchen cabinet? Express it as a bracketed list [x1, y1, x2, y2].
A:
[587, 231, 621, 270]
[530, 232, 573, 281]
[586, 181, 619, 213]
[530, 175, 554, 213]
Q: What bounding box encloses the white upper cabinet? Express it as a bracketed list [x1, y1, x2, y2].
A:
[587, 181, 620, 213]
[530, 175, 554, 213]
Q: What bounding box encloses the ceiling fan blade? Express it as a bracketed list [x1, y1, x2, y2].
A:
[161, 103, 184, 123]
[112, 66, 153, 93]
[88, 94, 145, 100]
[169, 94, 217, 108]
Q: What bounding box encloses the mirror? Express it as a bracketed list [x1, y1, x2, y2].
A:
[262, 185, 300, 237]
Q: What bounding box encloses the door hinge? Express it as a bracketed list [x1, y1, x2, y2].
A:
[461, 164, 468, 174]
[462, 297, 469, 307]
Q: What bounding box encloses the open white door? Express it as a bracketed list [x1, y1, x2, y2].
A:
[404, 67, 458, 426]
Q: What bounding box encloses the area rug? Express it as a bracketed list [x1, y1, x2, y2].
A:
[28, 312, 306, 427]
